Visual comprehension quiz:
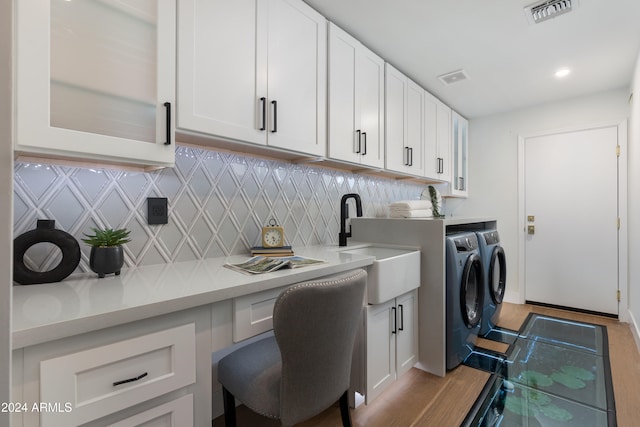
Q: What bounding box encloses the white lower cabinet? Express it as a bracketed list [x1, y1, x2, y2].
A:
[365, 289, 418, 403]
[13, 308, 210, 427]
[108, 394, 193, 427]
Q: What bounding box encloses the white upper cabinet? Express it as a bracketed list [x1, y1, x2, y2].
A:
[424, 92, 452, 181]
[178, 0, 327, 157]
[385, 64, 424, 176]
[450, 110, 469, 197]
[15, 0, 176, 167]
[328, 23, 384, 168]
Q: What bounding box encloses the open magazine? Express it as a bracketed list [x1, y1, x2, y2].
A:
[224, 255, 326, 275]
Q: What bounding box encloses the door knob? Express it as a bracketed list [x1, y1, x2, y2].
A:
[527, 225, 535, 235]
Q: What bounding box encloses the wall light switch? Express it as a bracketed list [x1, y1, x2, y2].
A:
[147, 198, 168, 225]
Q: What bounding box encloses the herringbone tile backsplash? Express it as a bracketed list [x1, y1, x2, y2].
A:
[14, 145, 426, 274]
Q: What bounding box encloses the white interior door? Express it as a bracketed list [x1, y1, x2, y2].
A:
[524, 126, 619, 316]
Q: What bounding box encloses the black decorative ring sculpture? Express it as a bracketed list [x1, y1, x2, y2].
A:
[14, 220, 81, 285]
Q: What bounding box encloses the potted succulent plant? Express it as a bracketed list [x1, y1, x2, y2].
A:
[82, 227, 131, 278]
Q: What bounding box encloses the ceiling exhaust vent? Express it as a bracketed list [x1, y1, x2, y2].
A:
[524, 0, 578, 25]
[438, 69, 469, 86]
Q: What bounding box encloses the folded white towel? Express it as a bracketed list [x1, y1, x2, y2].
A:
[388, 200, 432, 211]
[390, 208, 433, 218]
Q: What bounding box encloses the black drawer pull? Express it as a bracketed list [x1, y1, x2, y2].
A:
[113, 372, 148, 387]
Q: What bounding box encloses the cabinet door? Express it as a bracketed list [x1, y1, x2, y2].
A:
[406, 79, 425, 175]
[177, 0, 265, 145]
[451, 111, 469, 197]
[356, 45, 385, 168]
[365, 300, 396, 404]
[423, 93, 439, 179]
[16, 0, 176, 167]
[437, 102, 452, 182]
[263, 0, 326, 156]
[328, 24, 359, 164]
[385, 64, 423, 176]
[395, 290, 418, 378]
[424, 92, 451, 181]
[384, 64, 407, 173]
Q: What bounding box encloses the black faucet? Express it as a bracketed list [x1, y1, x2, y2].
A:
[339, 193, 363, 246]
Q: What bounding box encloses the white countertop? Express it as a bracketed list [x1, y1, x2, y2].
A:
[12, 244, 376, 349]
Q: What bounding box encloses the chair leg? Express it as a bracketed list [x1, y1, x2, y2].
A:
[222, 387, 237, 427]
[339, 390, 352, 427]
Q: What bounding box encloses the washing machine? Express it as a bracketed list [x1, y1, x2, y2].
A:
[446, 232, 485, 370]
[475, 230, 506, 337]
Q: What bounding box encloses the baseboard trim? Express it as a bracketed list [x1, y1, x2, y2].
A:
[525, 300, 619, 319]
[628, 309, 640, 354]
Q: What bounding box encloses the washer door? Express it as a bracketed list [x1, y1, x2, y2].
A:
[460, 253, 484, 328]
[489, 246, 506, 305]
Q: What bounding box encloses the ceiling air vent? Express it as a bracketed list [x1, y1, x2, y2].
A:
[438, 69, 469, 86]
[524, 0, 578, 25]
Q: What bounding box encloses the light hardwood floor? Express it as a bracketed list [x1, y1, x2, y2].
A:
[213, 302, 640, 426]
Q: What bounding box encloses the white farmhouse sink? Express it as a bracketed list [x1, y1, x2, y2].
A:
[339, 245, 420, 304]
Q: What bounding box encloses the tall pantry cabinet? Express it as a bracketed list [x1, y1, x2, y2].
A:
[178, 0, 327, 157]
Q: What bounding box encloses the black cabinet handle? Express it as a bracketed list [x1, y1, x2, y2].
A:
[398, 304, 404, 331]
[163, 102, 171, 145]
[437, 157, 443, 174]
[355, 130, 361, 153]
[362, 132, 367, 155]
[271, 100, 277, 133]
[259, 97, 267, 131]
[405, 147, 413, 166]
[404, 147, 410, 166]
[459, 177, 465, 191]
[391, 307, 397, 334]
[113, 372, 148, 387]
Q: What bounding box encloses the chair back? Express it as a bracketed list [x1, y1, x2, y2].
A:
[273, 269, 366, 426]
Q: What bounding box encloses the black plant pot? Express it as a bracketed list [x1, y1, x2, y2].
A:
[89, 246, 124, 278]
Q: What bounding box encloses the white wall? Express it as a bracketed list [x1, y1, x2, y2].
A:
[0, 0, 13, 423]
[628, 52, 640, 347]
[447, 88, 630, 305]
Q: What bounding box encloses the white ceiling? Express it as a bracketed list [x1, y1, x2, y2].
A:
[304, 0, 640, 119]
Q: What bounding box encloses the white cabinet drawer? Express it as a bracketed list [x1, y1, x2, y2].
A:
[233, 287, 284, 342]
[40, 323, 196, 427]
[108, 394, 193, 427]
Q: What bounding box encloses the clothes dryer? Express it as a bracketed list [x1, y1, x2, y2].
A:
[475, 230, 506, 337]
[445, 232, 485, 370]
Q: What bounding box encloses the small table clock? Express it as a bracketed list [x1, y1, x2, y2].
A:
[261, 219, 285, 248]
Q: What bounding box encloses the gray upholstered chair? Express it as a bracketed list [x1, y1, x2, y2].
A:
[217, 269, 367, 427]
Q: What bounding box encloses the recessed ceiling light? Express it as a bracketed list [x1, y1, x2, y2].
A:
[555, 68, 571, 78]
